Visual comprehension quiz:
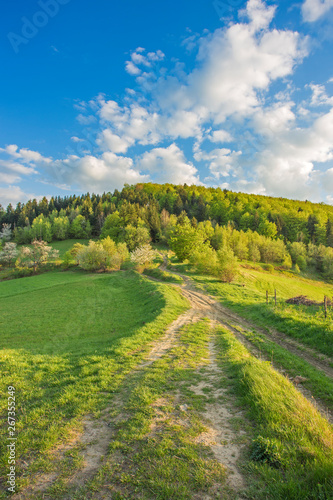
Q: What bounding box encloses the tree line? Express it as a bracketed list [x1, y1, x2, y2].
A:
[2, 183, 333, 246]
[2, 183, 333, 280]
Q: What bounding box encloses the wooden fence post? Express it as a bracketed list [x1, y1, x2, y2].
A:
[324, 296, 327, 319]
[274, 289, 277, 306]
[266, 290, 268, 304]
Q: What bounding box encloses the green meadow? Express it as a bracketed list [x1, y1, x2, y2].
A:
[0, 270, 188, 496]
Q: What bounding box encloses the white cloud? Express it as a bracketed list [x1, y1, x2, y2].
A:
[125, 61, 141, 76]
[71, 136, 84, 143]
[190, 21, 307, 124]
[253, 107, 333, 198]
[0, 145, 51, 164]
[253, 102, 296, 135]
[308, 83, 333, 106]
[76, 114, 97, 125]
[209, 130, 233, 143]
[194, 147, 241, 180]
[302, 0, 333, 22]
[138, 144, 201, 184]
[50, 153, 148, 192]
[242, 0, 276, 32]
[0, 186, 34, 205]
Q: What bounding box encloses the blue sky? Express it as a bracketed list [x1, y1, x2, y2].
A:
[1, 0, 333, 206]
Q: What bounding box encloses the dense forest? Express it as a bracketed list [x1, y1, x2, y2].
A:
[1, 183, 333, 245]
[2, 183, 333, 279]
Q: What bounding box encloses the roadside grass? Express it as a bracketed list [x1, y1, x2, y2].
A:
[54, 319, 229, 500]
[168, 257, 333, 357]
[143, 267, 183, 283]
[215, 325, 333, 500]
[0, 270, 189, 496]
[231, 324, 333, 413]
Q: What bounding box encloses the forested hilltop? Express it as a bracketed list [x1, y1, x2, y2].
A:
[2, 182, 333, 279]
[2, 183, 333, 244]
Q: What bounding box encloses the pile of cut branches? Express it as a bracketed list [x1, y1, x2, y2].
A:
[285, 295, 330, 306]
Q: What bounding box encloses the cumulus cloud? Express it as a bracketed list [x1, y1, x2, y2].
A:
[302, 0, 333, 22]
[138, 144, 201, 184]
[209, 130, 234, 143]
[252, 107, 333, 199]
[194, 147, 242, 180]
[0, 186, 34, 205]
[48, 153, 148, 192]
[3, 0, 333, 203]
[125, 48, 164, 76]
[308, 83, 333, 106]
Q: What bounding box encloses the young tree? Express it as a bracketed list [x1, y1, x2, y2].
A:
[20, 240, 59, 272]
[70, 215, 92, 239]
[52, 216, 70, 240]
[169, 222, 206, 261]
[123, 224, 151, 251]
[216, 247, 238, 283]
[30, 215, 53, 242]
[0, 242, 19, 267]
[130, 244, 156, 271]
[0, 223, 12, 242]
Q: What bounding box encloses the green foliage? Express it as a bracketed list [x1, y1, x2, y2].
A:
[122, 224, 151, 251]
[216, 246, 238, 282]
[52, 216, 70, 240]
[100, 212, 123, 240]
[169, 221, 206, 261]
[76, 237, 129, 272]
[189, 244, 218, 275]
[30, 214, 53, 242]
[250, 436, 283, 468]
[70, 215, 92, 239]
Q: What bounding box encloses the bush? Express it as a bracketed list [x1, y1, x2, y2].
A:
[76, 238, 128, 272]
[130, 244, 156, 272]
[216, 247, 238, 283]
[189, 245, 218, 275]
[296, 255, 307, 271]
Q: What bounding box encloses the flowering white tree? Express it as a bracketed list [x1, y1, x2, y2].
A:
[20, 240, 59, 272]
[130, 244, 156, 271]
[0, 224, 12, 242]
[0, 242, 19, 267]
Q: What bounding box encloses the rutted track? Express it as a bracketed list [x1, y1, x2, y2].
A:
[148, 259, 333, 424]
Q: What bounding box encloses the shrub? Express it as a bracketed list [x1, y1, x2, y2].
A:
[189, 245, 218, 275]
[130, 244, 156, 272]
[0, 242, 19, 267]
[19, 240, 59, 272]
[296, 255, 307, 271]
[76, 238, 128, 272]
[216, 246, 238, 283]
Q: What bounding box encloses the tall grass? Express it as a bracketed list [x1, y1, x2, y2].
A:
[215, 325, 333, 499]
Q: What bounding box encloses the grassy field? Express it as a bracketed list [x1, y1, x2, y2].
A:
[215, 325, 333, 499]
[170, 259, 333, 357]
[0, 270, 188, 496]
[49, 239, 92, 258]
[1, 251, 333, 498]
